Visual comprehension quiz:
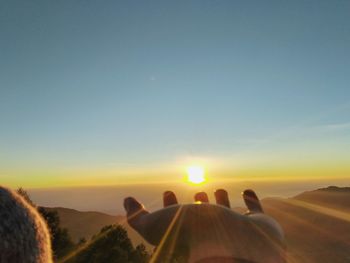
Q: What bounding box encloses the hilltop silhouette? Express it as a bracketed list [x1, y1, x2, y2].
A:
[293, 186, 350, 212]
[262, 187, 350, 263]
[42, 207, 151, 251]
[46, 186, 350, 263]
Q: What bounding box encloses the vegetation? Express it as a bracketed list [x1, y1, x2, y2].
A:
[16, 188, 150, 262]
[17, 188, 75, 259]
[17, 187, 36, 207]
[65, 225, 150, 263]
[38, 207, 75, 259]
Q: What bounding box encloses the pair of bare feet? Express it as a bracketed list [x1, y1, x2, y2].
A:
[124, 189, 286, 263]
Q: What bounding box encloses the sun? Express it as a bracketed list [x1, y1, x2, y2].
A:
[186, 165, 206, 184]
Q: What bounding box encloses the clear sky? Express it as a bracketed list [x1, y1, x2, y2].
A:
[1, 0, 350, 188]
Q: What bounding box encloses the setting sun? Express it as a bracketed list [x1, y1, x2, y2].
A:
[186, 165, 206, 184]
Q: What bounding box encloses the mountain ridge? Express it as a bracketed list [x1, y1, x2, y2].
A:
[48, 186, 350, 262]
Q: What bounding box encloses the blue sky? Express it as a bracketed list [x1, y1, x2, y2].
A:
[1, 1, 349, 186]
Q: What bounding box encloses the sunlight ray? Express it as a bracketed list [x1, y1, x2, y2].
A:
[150, 206, 184, 263]
[59, 225, 116, 263]
[268, 201, 350, 245]
[284, 199, 350, 223]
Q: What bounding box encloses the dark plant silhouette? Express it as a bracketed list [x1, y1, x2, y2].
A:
[16, 188, 75, 260]
[16, 188, 150, 262]
[65, 224, 150, 263]
[77, 237, 87, 246]
[17, 187, 36, 207]
[38, 207, 75, 259]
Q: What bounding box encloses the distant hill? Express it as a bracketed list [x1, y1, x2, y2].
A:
[45, 207, 152, 250]
[262, 186, 350, 263]
[48, 186, 350, 262]
[293, 185, 350, 212]
[44, 207, 121, 242]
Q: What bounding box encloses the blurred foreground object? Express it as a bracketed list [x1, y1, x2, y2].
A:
[125, 189, 286, 263]
[0, 186, 52, 263]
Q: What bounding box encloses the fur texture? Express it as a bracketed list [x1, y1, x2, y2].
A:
[0, 186, 52, 263]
